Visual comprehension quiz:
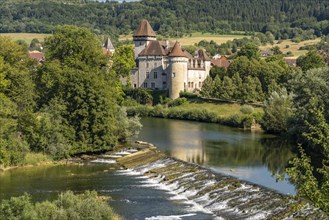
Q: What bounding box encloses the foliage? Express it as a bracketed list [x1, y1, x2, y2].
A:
[1, 26, 142, 167]
[123, 87, 153, 105]
[168, 97, 188, 107]
[240, 105, 254, 115]
[111, 45, 135, 77]
[0, 191, 119, 220]
[1, 0, 328, 39]
[296, 50, 326, 72]
[286, 68, 329, 214]
[261, 88, 293, 134]
[115, 107, 142, 142]
[237, 43, 260, 60]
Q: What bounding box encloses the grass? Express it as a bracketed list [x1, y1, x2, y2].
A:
[260, 38, 321, 58]
[119, 32, 249, 46]
[178, 102, 263, 118]
[0, 33, 49, 44]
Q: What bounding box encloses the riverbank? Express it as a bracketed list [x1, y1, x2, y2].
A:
[126, 101, 263, 130]
[116, 145, 327, 219]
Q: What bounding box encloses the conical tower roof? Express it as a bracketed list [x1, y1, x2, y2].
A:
[197, 49, 211, 61]
[168, 42, 187, 58]
[104, 37, 115, 51]
[134, 19, 156, 37]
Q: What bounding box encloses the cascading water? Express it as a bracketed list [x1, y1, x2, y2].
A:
[113, 146, 326, 219]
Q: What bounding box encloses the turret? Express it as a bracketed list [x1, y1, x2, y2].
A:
[133, 19, 157, 59]
[168, 42, 188, 99]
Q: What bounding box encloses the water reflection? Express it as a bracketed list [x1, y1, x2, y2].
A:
[138, 117, 296, 194]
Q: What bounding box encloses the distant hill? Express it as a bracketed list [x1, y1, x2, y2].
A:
[0, 0, 328, 39]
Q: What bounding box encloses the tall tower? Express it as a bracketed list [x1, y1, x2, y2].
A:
[133, 19, 157, 59]
[169, 42, 188, 99]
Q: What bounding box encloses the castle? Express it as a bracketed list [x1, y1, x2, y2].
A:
[130, 19, 211, 99]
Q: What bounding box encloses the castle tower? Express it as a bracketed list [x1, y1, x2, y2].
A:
[104, 37, 115, 54]
[133, 19, 157, 59]
[168, 42, 188, 99]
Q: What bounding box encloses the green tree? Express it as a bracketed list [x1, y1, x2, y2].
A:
[200, 76, 214, 98]
[221, 76, 235, 100]
[210, 66, 226, 79]
[296, 51, 325, 72]
[262, 88, 293, 133]
[237, 43, 260, 60]
[112, 45, 135, 78]
[35, 25, 129, 154]
[44, 25, 109, 70]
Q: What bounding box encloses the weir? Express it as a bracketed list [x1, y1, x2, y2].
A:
[104, 144, 327, 220]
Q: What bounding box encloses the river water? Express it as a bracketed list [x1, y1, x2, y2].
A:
[137, 118, 296, 195]
[0, 117, 296, 219]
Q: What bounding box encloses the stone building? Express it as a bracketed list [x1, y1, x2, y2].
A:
[130, 19, 211, 99]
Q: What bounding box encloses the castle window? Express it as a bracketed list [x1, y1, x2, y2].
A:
[144, 82, 148, 88]
[188, 82, 191, 88]
[154, 72, 158, 79]
[146, 62, 149, 68]
[172, 72, 176, 78]
[199, 82, 201, 88]
[134, 84, 137, 88]
[151, 82, 155, 89]
[191, 82, 194, 88]
[146, 72, 150, 79]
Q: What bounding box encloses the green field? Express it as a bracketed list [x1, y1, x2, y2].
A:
[178, 102, 263, 118]
[260, 38, 321, 58]
[119, 32, 249, 46]
[0, 33, 50, 44]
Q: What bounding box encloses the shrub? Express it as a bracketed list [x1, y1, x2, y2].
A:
[168, 98, 188, 107]
[23, 153, 52, 166]
[179, 91, 198, 99]
[0, 191, 119, 220]
[240, 105, 254, 114]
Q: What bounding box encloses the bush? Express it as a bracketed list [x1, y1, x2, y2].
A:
[126, 105, 152, 117]
[168, 98, 188, 107]
[23, 153, 52, 166]
[179, 91, 199, 99]
[240, 105, 254, 114]
[0, 191, 119, 220]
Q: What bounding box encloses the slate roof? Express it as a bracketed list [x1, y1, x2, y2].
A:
[168, 42, 187, 57]
[104, 37, 115, 51]
[134, 19, 156, 37]
[139, 40, 166, 56]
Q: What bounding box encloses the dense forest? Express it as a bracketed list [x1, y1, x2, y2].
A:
[0, 0, 329, 39]
[0, 25, 139, 167]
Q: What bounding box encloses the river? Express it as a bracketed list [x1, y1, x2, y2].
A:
[137, 118, 296, 195]
[0, 117, 296, 219]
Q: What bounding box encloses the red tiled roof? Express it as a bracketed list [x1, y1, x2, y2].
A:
[134, 19, 156, 37]
[284, 58, 297, 66]
[168, 42, 187, 58]
[139, 41, 166, 56]
[211, 59, 232, 68]
[28, 51, 44, 61]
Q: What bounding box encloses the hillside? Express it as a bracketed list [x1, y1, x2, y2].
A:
[0, 0, 328, 39]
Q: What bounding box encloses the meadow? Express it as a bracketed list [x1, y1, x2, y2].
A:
[0, 33, 50, 44]
[260, 38, 321, 58]
[119, 32, 249, 46]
